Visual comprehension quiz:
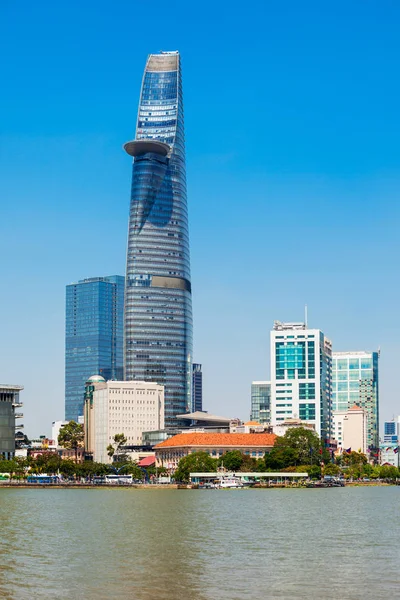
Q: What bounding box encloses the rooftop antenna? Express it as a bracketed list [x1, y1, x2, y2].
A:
[305, 304, 308, 328]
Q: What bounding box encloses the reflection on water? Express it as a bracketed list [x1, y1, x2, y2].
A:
[0, 487, 399, 599]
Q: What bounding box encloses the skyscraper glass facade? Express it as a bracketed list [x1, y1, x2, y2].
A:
[250, 381, 271, 424]
[270, 323, 332, 441]
[124, 52, 193, 426]
[65, 276, 124, 421]
[332, 351, 379, 449]
[192, 364, 203, 413]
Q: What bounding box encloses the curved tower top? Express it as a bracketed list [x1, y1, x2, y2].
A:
[124, 51, 193, 426]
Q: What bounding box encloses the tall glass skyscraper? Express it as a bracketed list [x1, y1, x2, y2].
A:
[332, 351, 379, 449]
[65, 276, 124, 421]
[192, 364, 203, 413]
[124, 51, 193, 426]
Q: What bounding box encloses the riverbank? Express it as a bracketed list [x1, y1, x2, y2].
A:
[0, 481, 397, 489]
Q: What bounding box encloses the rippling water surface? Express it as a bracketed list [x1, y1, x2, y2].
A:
[0, 487, 399, 599]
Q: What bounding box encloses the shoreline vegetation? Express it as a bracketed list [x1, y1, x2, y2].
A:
[4, 428, 399, 487]
[0, 481, 398, 490]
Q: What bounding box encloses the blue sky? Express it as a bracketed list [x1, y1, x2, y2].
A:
[1, 1, 399, 436]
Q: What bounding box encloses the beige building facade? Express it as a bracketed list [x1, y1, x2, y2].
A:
[332, 405, 367, 454]
[84, 377, 164, 463]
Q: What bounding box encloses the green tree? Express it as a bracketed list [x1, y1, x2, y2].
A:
[107, 433, 128, 461]
[174, 452, 217, 483]
[264, 427, 329, 472]
[323, 463, 340, 476]
[379, 465, 399, 480]
[34, 452, 62, 474]
[117, 462, 144, 480]
[58, 421, 84, 463]
[218, 450, 243, 471]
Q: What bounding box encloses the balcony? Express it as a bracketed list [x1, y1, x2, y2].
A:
[15, 412, 23, 419]
[12, 402, 23, 408]
[15, 424, 24, 430]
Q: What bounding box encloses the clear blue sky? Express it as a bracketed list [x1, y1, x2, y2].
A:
[1, 0, 399, 436]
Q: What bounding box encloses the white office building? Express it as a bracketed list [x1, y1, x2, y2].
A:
[51, 420, 68, 447]
[383, 417, 400, 444]
[270, 321, 332, 441]
[84, 377, 164, 463]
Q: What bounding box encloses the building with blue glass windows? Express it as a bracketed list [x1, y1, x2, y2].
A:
[65, 276, 124, 421]
[270, 321, 332, 442]
[192, 364, 203, 413]
[383, 417, 400, 443]
[332, 351, 379, 449]
[250, 381, 271, 424]
[123, 51, 193, 427]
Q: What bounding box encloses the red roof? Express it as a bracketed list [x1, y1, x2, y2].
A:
[155, 432, 277, 449]
[138, 455, 156, 467]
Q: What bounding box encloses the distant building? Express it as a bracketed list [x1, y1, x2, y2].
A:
[51, 420, 68, 447]
[332, 405, 368, 455]
[84, 377, 164, 463]
[65, 275, 124, 422]
[383, 417, 400, 444]
[332, 351, 379, 449]
[270, 321, 332, 442]
[0, 384, 23, 459]
[192, 364, 203, 412]
[379, 444, 399, 468]
[273, 418, 315, 438]
[155, 432, 277, 471]
[250, 381, 271, 424]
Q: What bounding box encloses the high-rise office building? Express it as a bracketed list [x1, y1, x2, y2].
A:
[65, 276, 124, 421]
[0, 384, 23, 459]
[383, 417, 400, 444]
[192, 364, 203, 412]
[270, 321, 332, 442]
[250, 381, 271, 424]
[123, 51, 193, 426]
[332, 351, 379, 449]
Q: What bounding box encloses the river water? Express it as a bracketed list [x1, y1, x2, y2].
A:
[0, 486, 399, 599]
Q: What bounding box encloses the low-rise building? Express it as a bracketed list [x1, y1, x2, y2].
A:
[155, 432, 277, 471]
[84, 376, 164, 463]
[273, 418, 315, 437]
[332, 405, 368, 454]
[379, 444, 399, 468]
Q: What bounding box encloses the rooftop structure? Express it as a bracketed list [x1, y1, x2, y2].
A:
[175, 411, 231, 425]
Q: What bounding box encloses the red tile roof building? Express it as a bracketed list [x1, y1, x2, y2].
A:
[155, 432, 277, 470]
[137, 455, 156, 468]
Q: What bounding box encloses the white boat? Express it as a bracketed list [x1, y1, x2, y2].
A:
[218, 477, 244, 489]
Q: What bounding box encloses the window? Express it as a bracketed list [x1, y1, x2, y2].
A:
[299, 403, 316, 420]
